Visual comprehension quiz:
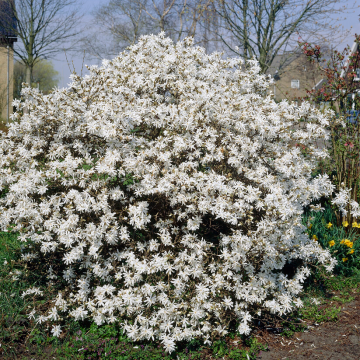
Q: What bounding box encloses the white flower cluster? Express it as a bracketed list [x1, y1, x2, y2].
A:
[331, 186, 360, 218]
[0, 32, 357, 352]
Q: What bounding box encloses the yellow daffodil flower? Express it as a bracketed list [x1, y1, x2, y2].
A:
[347, 241, 353, 248]
[342, 258, 348, 262]
[326, 222, 333, 228]
[348, 249, 355, 255]
[312, 235, 318, 241]
[328, 240, 335, 247]
[308, 224, 313, 230]
[343, 221, 349, 227]
[352, 221, 359, 228]
[340, 239, 351, 246]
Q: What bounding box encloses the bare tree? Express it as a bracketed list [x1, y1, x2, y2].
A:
[169, 0, 214, 43]
[206, 0, 355, 73]
[0, 0, 82, 85]
[192, 0, 228, 54]
[81, 0, 156, 61]
[81, 0, 213, 61]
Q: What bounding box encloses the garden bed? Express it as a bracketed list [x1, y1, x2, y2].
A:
[257, 290, 360, 359]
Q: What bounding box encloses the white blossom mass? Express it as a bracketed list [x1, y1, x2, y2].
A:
[1, 32, 357, 353]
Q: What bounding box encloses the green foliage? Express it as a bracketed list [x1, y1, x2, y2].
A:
[0, 185, 9, 199]
[280, 320, 307, 338]
[210, 337, 266, 359]
[13, 59, 60, 98]
[212, 339, 228, 357]
[302, 201, 360, 276]
[244, 338, 268, 358]
[299, 303, 341, 323]
[331, 293, 355, 304]
[228, 338, 267, 360]
[0, 231, 32, 356]
[122, 173, 137, 186]
[314, 120, 360, 226]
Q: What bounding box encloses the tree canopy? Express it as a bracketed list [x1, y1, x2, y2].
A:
[13, 59, 59, 98]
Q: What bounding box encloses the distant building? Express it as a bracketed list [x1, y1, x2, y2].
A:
[339, 40, 360, 112]
[0, 0, 17, 121]
[266, 51, 330, 151]
[266, 51, 325, 103]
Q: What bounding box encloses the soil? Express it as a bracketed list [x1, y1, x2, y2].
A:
[254, 294, 360, 360]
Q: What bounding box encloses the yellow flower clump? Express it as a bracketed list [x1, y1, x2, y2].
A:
[328, 240, 335, 247]
[326, 222, 333, 229]
[340, 239, 353, 248]
[342, 258, 348, 262]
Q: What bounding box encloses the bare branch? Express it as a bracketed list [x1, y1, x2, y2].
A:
[0, 0, 83, 83]
[203, 0, 355, 73]
[79, 0, 214, 61]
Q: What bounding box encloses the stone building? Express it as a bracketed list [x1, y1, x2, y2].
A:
[0, 0, 17, 122]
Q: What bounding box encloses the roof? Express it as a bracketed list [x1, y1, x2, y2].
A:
[265, 51, 302, 76]
[313, 78, 327, 91]
[267, 50, 332, 75]
[340, 41, 359, 78]
[0, 0, 17, 40]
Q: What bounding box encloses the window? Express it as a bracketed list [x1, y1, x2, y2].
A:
[355, 68, 360, 81]
[291, 80, 300, 89]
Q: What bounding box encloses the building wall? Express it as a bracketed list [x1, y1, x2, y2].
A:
[271, 54, 323, 103]
[0, 43, 14, 121]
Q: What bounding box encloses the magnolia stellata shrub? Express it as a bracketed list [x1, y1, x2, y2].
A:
[1, 32, 360, 352]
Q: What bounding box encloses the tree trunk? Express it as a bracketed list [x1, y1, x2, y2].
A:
[25, 65, 31, 86]
[23, 65, 31, 114]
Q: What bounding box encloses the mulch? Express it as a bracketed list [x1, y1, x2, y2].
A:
[255, 294, 360, 360]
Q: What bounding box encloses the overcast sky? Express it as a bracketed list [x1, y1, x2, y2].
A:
[49, 0, 105, 89]
[15, 0, 360, 90]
